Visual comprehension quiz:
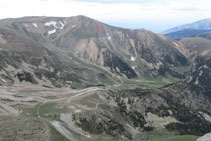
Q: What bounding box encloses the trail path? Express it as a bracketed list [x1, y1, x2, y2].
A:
[37, 87, 104, 140]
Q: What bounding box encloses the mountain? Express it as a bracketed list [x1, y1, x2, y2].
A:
[0, 16, 190, 88]
[163, 18, 211, 34]
[1, 16, 211, 141]
[164, 28, 211, 40]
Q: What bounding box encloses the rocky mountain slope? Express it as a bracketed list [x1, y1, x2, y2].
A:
[181, 37, 211, 97]
[72, 55, 211, 139]
[72, 79, 211, 139]
[0, 16, 191, 88]
[163, 20, 211, 98]
[0, 27, 116, 88]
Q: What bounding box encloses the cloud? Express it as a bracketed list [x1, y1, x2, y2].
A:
[0, 0, 210, 32]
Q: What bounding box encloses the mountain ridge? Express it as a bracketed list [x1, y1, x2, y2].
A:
[163, 18, 211, 34]
[164, 28, 211, 40]
[0, 15, 191, 88]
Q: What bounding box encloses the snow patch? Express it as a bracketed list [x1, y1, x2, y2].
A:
[173, 41, 179, 47]
[32, 23, 38, 28]
[45, 21, 57, 28]
[48, 29, 56, 35]
[204, 65, 209, 69]
[132, 66, 135, 70]
[72, 25, 76, 28]
[195, 78, 199, 85]
[59, 21, 65, 29]
[199, 70, 203, 76]
[106, 33, 111, 40]
[131, 56, 135, 61]
[200, 65, 209, 69]
[108, 36, 111, 41]
[195, 70, 203, 85]
[45, 21, 65, 29]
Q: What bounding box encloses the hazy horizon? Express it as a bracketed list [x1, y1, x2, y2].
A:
[1, 0, 211, 33]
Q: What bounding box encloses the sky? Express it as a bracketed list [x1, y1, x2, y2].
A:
[0, 0, 211, 33]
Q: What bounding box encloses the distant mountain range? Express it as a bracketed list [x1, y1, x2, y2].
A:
[163, 18, 211, 40]
[163, 18, 211, 34]
[164, 28, 211, 40]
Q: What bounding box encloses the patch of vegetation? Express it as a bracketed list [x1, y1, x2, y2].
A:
[22, 102, 69, 120]
[39, 102, 69, 120]
[22, 103, 42, 118]
[171, 65, 191, 74]
[113, 78, 170, 90]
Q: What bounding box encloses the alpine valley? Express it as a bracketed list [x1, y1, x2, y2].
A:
[0, 16, 211, 141]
